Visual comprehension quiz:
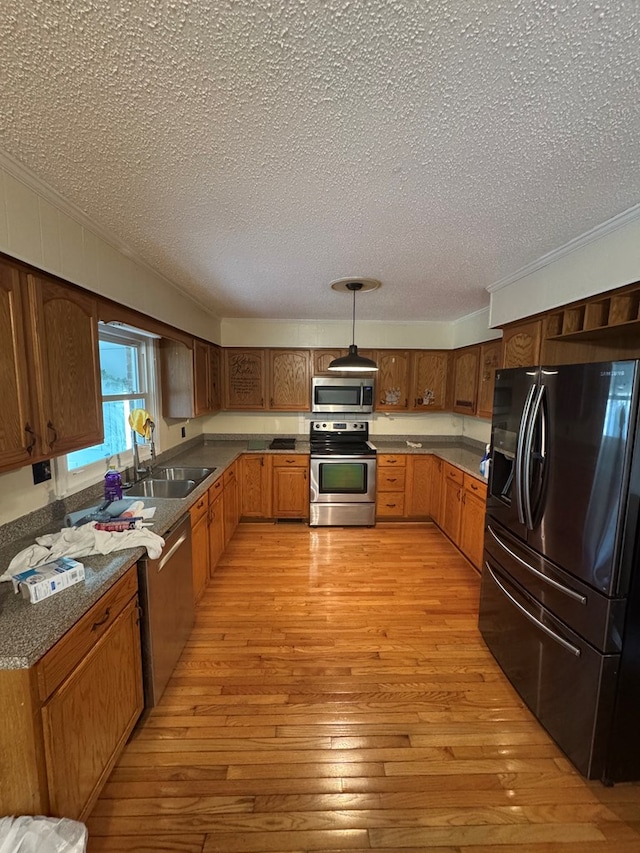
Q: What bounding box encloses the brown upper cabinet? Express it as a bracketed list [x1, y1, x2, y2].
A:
[312, 349, 347, 375]
[269, 349, 310, 410]
[160, 339, 222, 418]
[410, 350, 449, 412]
[224, 348, 310, 411]
[452, 346, 480, 415]
[374, 350, 412, 410]
[501, 319, 542, 369]
[476, 339, 502, 420]
[223, 348, 268, 409]
[0, 262, 102, 473]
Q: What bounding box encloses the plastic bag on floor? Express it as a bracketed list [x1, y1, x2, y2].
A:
[0, 816, 87, 853]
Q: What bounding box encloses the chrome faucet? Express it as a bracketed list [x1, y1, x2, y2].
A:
[132, 420, 156, 482]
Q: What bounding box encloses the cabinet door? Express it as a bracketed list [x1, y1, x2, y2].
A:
[460, 475, 487, 571]
[190, 496, 210, 602]
[502, 319, 542, 369]
[209, 492, 225, 574]
[269, 350, 310, 410]
[209, 344, 222, 412]
[223, 463, 239, 545]
[406, 455, 432, 518]
[375, 351, 411, 410]
[452, 346, 479, 415]
[240, 454, 272, 517]
[410, 351, 449, 411]
[224, 349, 267, 409]
[0, 261, 36, 469]
[430, 456, 444, 526]
[312, 349, 346, 375]
[28, 274, 103, 456]
[193, 340, 211, 416]
[272, 457, 308, 518]
[476, 340, 502, 420]
[441, 462, 463, 544]
[41, 597, 143, 820]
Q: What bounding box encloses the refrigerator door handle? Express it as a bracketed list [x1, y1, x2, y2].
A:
[515, 384, 537, 525]
[522, 385, 546, 529]
[486, 564, 582, 657]
[487, 525, 587, 604]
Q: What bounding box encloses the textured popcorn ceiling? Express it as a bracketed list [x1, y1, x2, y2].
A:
[1, 1, 639, 322]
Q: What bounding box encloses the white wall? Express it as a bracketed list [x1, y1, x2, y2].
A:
[489, 206, 640, 327]
[0, 154, 221, 343]
[221, 307, 499, 350]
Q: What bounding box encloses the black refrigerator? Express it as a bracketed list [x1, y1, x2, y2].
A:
[479, 359, 640, 783]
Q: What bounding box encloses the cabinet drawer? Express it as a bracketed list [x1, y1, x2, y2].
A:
[36, 566, 138, 701]
[377, 493, 405, 515]
[377, 468, 407, 491]
[464, 472, 487, 499]
[378, 454, 406, 467]
[209, 476, 223, 498]
[223, 465, 237, 485]
[444, 462, 464, 486]
[272, 454, 308, 467]
[189, 491, 209, 523]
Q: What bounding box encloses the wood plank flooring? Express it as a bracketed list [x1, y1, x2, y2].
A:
[87, 522, 640, 852]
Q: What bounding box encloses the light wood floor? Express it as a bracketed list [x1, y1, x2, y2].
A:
[87, 522, 640, 852]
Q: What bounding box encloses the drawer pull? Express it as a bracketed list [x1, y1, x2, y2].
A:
[47, 420, 58, 446]
[92, 607, 111, 631]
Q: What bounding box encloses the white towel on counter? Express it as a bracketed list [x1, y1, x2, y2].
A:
[2, 524, 165, 579]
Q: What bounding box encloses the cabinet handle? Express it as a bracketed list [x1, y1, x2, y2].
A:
[47, 420, 58, 446]
[92, 607, 111, 631]
[25, 423, 37, 454]
[388, 477, 397, 483]
[470, 482, 479, 491]
[404, 398, 408, 407]
[270, 398, 274, 407]
[261, 457, 264, 466]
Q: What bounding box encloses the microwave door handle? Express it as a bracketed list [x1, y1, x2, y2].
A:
[515, 384, 537, 525]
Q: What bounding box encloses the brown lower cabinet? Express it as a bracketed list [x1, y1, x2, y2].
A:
[240, 454, 272, 517]
[272, 455, 309, 518]
[190, 490, 210, 602]
[0, 567, 143, 820]
[459, 473, 488, 570]
[223, 462, 240, 546]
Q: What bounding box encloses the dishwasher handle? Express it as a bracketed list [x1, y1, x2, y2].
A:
[157, 517, 190, 572]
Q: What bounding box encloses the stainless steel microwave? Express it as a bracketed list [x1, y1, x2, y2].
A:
[311, 377, 375, 414]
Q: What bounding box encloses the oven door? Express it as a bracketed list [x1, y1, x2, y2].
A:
[310, 456, 376, 503]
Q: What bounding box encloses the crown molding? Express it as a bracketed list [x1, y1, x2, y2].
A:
[487, 203, 640, 294]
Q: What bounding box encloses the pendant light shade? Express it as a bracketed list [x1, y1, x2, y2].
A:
[328, 279, 380, 372]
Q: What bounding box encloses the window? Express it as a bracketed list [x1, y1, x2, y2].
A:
[56, 324, 158, 495]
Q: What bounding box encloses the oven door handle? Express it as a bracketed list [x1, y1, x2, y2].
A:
[310, 454, 377, 460]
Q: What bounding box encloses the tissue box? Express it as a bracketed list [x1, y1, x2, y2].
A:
[12, 557, 85, 603]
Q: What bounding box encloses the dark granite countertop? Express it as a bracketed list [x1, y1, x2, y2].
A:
[0, 434, 484, 669]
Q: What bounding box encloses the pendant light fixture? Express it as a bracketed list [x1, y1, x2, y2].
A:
[328, 278, 380, 372]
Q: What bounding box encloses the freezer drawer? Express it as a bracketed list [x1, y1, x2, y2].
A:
[485, 521, 626, 653]
[479, 557, 618, 780]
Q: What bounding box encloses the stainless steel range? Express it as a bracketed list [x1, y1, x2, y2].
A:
[309, 420, 377, 527]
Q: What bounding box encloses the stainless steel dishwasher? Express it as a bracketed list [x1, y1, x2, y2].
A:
[137, 515, 193, 707]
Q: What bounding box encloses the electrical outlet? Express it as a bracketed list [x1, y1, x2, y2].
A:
[32, 460, 52, 484]
[181, 426, 186, 438]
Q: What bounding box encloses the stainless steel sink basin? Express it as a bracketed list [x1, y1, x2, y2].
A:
[125, 479, 198, 499]
[154, 466, 215, 482]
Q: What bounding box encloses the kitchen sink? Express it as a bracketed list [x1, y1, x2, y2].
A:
[125, 478, 198, 499]
[154, 466, 215, 482]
